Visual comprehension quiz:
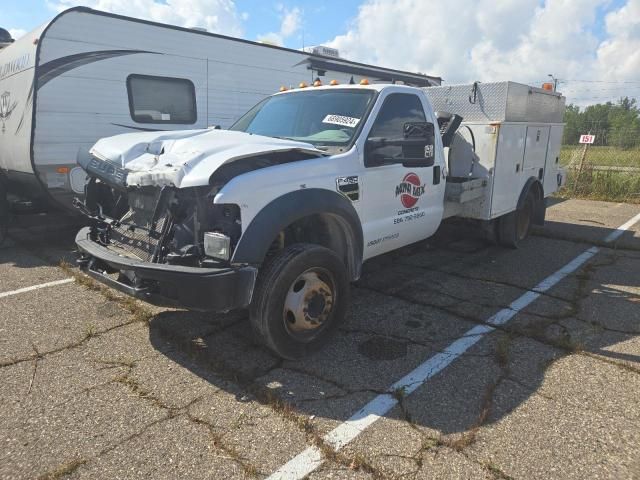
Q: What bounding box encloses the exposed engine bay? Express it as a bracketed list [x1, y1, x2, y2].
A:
[77, 149, 322, 268]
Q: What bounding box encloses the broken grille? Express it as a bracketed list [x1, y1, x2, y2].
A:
[107, 189, 170, 262]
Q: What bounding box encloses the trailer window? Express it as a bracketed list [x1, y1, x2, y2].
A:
[127, 75, 197, 124]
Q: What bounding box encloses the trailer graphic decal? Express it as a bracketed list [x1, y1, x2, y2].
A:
[0, 53, 32, 81]
[36, 50, 157, 90]
[14, 81, 33, 135]
[0, 91, 17, 134]
[395, 172, 425, 208]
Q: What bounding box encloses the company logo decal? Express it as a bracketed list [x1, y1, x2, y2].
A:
[0, 91, 18, 134]
[395, 172, 425, 208]
[0, 53, 31, 81]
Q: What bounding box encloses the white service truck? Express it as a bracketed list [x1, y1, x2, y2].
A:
[75, 81, 566, 358]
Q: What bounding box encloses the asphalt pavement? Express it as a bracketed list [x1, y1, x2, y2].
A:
[0, 198, 638, 480]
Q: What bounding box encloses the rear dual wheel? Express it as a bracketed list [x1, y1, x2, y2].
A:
[250, 243, 349, 359]
[497, 191, 536, 248]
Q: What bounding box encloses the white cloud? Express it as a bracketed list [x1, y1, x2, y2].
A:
[8, 29, 27, 40]
[48, 0, 245, 37]
[257, 6, 302, 46]
[592, 0, 640, 81]
[327, 0, 640, 105]
[280, 7, 301, 37]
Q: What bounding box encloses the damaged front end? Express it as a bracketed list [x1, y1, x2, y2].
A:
[73, 128, 326, 311]
[74, 176, 256, 312]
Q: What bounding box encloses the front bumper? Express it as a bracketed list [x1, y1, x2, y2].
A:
[75, 227, 257, 312]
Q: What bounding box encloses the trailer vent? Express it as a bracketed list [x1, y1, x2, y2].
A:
[304, 45, 340, 58]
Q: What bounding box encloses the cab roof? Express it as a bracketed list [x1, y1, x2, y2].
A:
[273, 83, 421, 96]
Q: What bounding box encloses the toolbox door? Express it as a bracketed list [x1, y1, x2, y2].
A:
[522, 126, 550, 182]
[543, 126, 563, 195]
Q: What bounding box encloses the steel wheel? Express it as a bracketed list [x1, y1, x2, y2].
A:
[283, 268, 335, 341]
[250, 243, 349, 359]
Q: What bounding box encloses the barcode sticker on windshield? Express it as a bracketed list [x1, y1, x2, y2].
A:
[322, 114, 360, 128]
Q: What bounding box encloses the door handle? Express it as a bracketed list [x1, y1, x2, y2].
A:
[433, 166, 441, 185]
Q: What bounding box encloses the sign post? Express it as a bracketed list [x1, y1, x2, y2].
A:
[577, 134, 595, 178]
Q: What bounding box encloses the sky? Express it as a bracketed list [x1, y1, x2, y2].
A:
[2, 0, 639, 106]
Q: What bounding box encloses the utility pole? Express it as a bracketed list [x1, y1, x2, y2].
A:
[547, 74, 558, 92]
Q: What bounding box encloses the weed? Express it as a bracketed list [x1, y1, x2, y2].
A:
[392, 385, 407, 400]
[59, 260, 154, 324]
[485, 461, 515, 480]
[37, 458, 86, 479]
[187, 413, 260, 478]
[85, 323, 97, 338]
[494, 334, 512, 368]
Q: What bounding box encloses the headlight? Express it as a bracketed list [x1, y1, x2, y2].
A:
[204, 232, 231, 260]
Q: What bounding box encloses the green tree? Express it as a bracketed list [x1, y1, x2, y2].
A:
[607, 97, 640, 149]
[562, 97, 640, 148]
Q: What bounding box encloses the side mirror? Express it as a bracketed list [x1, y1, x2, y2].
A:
[365, 121, 435, 168]
[402, 121, 435, 167]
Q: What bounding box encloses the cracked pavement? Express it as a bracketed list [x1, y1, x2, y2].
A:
[0, 198, 639, 479]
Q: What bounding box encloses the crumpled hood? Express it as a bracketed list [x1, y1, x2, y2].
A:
[89, 129, 325, 188]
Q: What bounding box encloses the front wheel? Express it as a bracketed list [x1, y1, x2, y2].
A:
[250, 243, 349, 359]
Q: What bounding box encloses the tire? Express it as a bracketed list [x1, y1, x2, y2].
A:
[250, 243, 349, 359]
[497, 191, 535, 249]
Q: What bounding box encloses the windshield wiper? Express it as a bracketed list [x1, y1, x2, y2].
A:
[271, 135, 295, 141]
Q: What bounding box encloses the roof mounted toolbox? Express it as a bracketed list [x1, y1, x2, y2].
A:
[423, 81, 565, 123]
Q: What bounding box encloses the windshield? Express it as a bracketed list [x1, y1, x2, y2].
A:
[230, 89, 376, 147]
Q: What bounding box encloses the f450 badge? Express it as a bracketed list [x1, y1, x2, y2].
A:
[336, 175, 359, 202]
[395, 172, 425, 208]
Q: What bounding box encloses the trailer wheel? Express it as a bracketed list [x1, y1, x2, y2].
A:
[497, 191, 535, 248]
[250, 243, 349, 359]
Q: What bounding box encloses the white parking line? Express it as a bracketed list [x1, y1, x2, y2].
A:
[0, 278, 74, 299]
[267, 212, 640, 480]
[604, 212, 640, 243]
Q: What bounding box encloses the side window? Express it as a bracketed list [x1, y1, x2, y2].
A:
[367, 93, 426, 163]
[127, 75, 197, 124]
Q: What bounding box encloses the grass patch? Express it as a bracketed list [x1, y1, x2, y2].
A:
[556, 168, 640, 204]
[560, 146, 640, 168]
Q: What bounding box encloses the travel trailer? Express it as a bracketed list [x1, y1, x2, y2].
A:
[0, 7, 439, 241]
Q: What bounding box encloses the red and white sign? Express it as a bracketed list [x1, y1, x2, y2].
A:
[579, 134, 595, 144]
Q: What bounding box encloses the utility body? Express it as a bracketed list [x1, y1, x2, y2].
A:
[75, 81, 566, 358]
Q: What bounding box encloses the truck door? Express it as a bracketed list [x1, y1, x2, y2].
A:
[358, 91, 445, 259]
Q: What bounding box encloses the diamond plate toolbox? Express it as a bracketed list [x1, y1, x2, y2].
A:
[423, 81, 565, 123]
